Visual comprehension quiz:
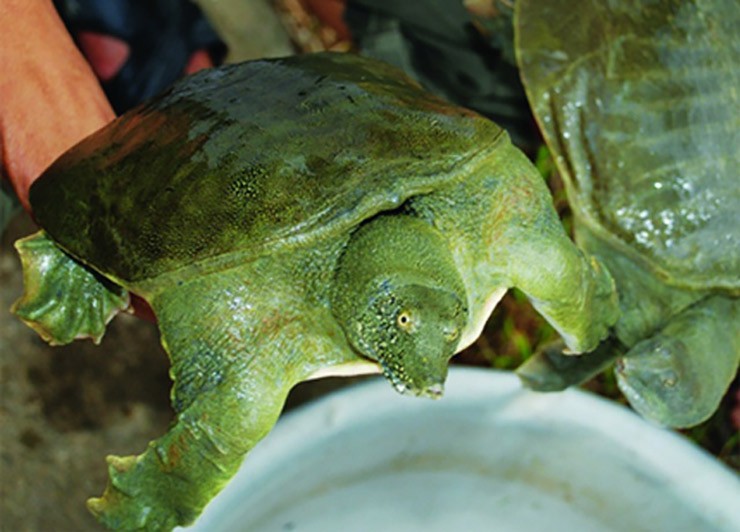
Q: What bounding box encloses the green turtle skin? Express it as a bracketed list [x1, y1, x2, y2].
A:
[515, 0, 739, 427]
[12, 52, 617, 530]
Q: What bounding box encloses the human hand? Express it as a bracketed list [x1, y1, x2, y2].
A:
[0, 0, 115, 213]
[0, 2, 164, 320]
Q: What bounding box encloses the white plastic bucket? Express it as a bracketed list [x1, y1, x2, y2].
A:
[185, 368, 740, 531]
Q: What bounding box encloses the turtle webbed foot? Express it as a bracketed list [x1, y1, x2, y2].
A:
[556, 254, 619, 354]
[616, 295, 740, 428]
[517, 337, 623, 391]
[12, 231, 128, 345]
[88, 453, 196, 532]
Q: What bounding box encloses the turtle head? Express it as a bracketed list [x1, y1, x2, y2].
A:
[332, 215, 469, 398]
[352, 279, 467, 398]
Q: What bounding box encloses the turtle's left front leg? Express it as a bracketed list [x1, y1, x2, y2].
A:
[489, 146, 619, 354]
[88, 277, 357, 531]
[418, 141, 619, 355]
[517, 336, 625, 391]
[503, 213, 619, 354]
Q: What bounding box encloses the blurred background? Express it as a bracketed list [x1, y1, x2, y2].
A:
[1, 1, 737, 529]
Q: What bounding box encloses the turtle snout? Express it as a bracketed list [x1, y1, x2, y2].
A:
[385, 370, 445, 399]
[421, 382, 444, 399]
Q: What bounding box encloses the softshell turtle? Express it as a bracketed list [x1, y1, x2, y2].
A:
[515, 0, 739, 427]
[12, 52, 617, 530]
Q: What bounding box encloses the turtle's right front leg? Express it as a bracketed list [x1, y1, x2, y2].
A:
[87, 274, 357, 531]
[87, 354, 288, 531]
[88, 367, 288, 530]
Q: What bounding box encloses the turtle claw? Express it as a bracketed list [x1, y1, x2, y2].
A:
[107, 454, 137, 474]
[87, 451, 193, 532]
[87, 485, 160, 532]
[86, 489, 152, 532]
[12, 231, 129, 345]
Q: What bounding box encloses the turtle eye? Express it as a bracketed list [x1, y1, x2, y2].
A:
[397, 310, 415, 332]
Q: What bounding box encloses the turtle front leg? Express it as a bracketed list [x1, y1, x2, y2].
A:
[12, 231, 129, 344]
[88, 360, 289, 531]
[616, 295, 740, 428]
[411, 139, 618, 355]
[504, 219, 619, 354]
[517, 336, 624, 391]
[88, 273, 358, 531]
[470, 142, 619, 354]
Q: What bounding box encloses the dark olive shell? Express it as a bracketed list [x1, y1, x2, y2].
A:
[516, 0, 739, 289]
[31, 52, 501, 284]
